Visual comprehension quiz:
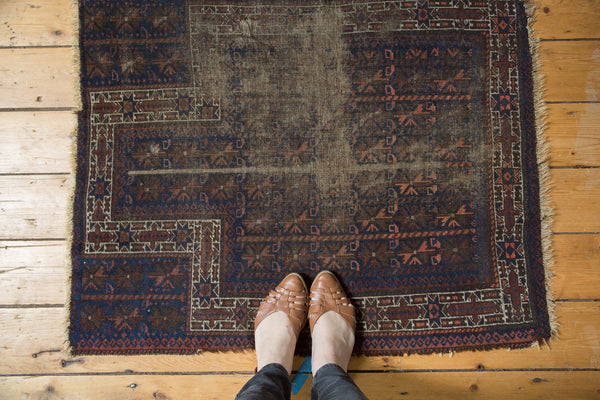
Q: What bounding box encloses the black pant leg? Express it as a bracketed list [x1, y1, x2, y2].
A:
[235, 363, 291, 400]
[311, 363, 369, 400]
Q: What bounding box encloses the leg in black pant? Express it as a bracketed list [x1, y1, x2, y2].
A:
[236, 362, 368, 400]
[311, 363, 368, 400]
[235, 363, 291, 400]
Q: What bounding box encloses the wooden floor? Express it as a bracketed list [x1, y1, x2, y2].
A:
[0, 0, 599, 398]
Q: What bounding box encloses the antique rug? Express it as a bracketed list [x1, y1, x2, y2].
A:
[69, 0, 553, 355]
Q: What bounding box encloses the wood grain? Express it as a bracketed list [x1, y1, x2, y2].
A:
[1, 233, 598, 305]
[546, 103, 600, 167]
[531, 0, 600, 40]
[0, 41, 596, 111]
[0, 0, 75, 47]
[1, 371, 599, 400]
[0, 303, 598, 374]
[0, 112, 76, 174]
[0, 241, 67, 269]
[540, 41, 600, 102]
[0, 0, 599, 48]
[551, 168, 600, 233]
[0, 48, 79, 109]
[0, 104, 596, 175]
[551, 234, 600, 300]
[0, 241, 67, 305]
[2, 169, 597, 239]
[0, 175, 72, 240]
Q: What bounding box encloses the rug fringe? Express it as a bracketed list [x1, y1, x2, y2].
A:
[524, 0, 559, 341]
[63, 0, 82, 358]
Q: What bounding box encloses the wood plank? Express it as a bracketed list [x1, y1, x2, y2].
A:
[540, 41, 600, 102]
[0, 41, 596, 110]
[2, 168, 597, 239]
[0, 112, 75, 174]
[0, 48, 78, 109]
[1, 234, 598, 305]
[0, 306, 258, 374]
[551, 168, 600, 233]
[0, 302, 597, 374]
[0, 175, 72, 240]
[1, 371, 599, 400]
[0, 0, 598, 48]
[0, 0, 75, 47]
[0, 266, 65, 304]
[546, 103, 600, 167]
[351, 300, 600, 371]
[0, 241, 67, 305]
[0, 241, 66, 269]
[0, 105, 595, 176]
[551, 234, 600, 300]
[0, 104, 595, 175]
[531, 0, 600, 40]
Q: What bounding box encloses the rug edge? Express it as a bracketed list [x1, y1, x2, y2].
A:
[63, 0, 82, 358]
[523, 0, 558, 342]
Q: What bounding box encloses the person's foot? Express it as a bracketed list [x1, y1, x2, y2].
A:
[308, 271, 356, 374]
[254, 273, 308, 375]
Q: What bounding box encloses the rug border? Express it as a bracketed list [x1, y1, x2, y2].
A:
[524, 0, 557, 341]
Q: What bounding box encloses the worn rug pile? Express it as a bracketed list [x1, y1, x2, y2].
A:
[69, 0, 552, 355]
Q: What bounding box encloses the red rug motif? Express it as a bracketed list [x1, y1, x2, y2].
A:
[69, 0, 552, 355]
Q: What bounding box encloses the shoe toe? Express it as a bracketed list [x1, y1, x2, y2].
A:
[308, 271, 356, 333]
[255, 273, 309, 338]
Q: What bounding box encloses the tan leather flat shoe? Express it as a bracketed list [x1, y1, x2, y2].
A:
[254, 273, 309, 338]
[308, 270, 356, 334]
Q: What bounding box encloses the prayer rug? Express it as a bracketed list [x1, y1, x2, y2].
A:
[69, 0, 553, 355]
